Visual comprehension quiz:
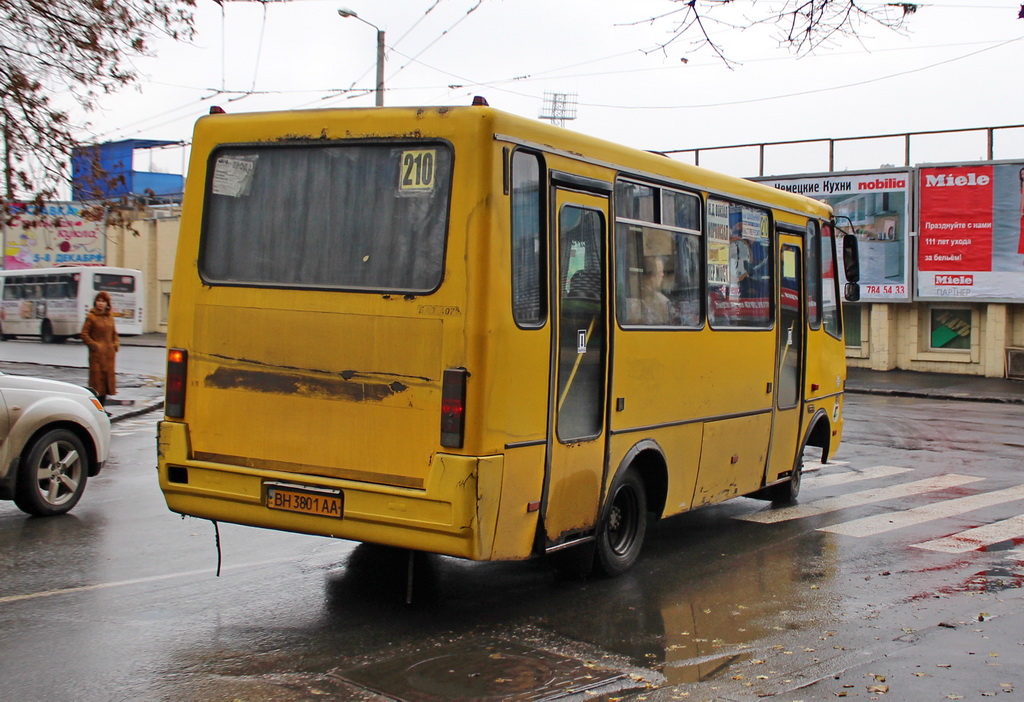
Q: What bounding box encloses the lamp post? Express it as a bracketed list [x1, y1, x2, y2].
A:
[338, 8, 385, 107]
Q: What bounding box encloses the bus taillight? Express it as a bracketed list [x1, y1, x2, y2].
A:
[440, 368, 469, 448]
[166, 348, 188, 419]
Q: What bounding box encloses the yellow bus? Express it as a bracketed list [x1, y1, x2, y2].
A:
[158, 104, 858, 576]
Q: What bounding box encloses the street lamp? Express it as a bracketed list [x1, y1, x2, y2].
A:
[338, 8, 385, 107]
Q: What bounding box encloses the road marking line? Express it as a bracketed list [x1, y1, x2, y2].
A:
[0, 556, 301, 606]
[820, 485, 1024, 537]
[809, 464, 912, 488]
[735, 474, 982, 524]
[912, 514, 1024, 553]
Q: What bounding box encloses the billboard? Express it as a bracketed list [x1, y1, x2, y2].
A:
[757, 170, 912, 302]
[2, 201, 106, 270]
[917, 162, 1024, 301]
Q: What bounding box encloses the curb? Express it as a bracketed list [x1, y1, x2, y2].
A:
[110, 401, 164, 424]
[845, 386, 1024, 405]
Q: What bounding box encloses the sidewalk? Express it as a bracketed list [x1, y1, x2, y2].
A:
[846, 366, 1024, 404]
[0, 331, 168, 423]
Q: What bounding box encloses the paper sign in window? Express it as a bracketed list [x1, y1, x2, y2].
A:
[212, 156, 258, 197]
[399, 149, 437, 191]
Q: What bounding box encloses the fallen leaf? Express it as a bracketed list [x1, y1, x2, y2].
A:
[937, 664, 952, 668]
[866, 684, 889, 693]
[871, 674, 887, 682]
[945, 696, 964, 700]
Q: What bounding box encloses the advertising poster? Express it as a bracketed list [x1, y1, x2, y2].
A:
[2, 201, 106, 270]
[917, 162, 1024, 300]
[757, 171, 912, 302]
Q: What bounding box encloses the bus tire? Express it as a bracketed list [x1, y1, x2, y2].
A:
[0, 325, 8, 341]
[40, 320, 56, 344]
[595, 468, 647, 577]
[764, 459, 803, 506]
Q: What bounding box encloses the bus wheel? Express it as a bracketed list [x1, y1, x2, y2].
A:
[765, 459, 803, 505]
[40, 320, 56, 344]
[595, 468, 647, 577]
[0, 325, 8, 341]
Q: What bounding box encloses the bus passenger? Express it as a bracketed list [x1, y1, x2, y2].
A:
[638, 255, 671, 325]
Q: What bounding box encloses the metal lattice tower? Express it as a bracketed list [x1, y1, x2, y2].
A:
[539, 92, 578, 127]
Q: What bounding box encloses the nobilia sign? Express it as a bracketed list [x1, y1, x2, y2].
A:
[757, 171, 912, 302]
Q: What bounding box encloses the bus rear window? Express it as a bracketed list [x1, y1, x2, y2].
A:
[199, 143, 453, 293]
[94, 274, 134, 293]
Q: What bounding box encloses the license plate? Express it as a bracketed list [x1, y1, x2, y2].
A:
[265, 483, 343, 518]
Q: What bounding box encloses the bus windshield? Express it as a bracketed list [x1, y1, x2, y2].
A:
[199, 143, 453, 292]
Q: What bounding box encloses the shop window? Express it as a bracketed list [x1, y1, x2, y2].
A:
[845, 304, 863, 348]
[929, 308, 971, 351]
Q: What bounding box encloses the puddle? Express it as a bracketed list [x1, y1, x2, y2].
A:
[339, 640, 650, 701]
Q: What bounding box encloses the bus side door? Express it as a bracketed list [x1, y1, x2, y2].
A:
[767, 236, 805, 482]
[541, 184, 610, 546]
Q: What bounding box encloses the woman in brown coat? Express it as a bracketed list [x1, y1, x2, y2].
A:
[80, 291, 119, 405]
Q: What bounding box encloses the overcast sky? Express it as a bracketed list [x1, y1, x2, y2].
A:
[78, 0, 1024, 179]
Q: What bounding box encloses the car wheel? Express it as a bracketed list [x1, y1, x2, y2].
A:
[13, 429, 90, 516]
[595, 468, 647, 577]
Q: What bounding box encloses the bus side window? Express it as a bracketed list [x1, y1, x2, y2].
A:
[510, 150, 546, 327]
[805, 220, 822, 329]
[707, 200, 772, 329]
[615, 181, 702, 328]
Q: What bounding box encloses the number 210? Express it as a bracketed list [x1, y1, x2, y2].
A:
[401, 150, 435, 190]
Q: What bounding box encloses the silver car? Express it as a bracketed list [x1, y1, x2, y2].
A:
[0, 373, 112, 516]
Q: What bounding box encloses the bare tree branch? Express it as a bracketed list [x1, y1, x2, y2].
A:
[1, 0, 195, 205]
[635, 1, 919, 65]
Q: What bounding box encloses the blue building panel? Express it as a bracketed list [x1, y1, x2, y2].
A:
[72, 139, 184, 201]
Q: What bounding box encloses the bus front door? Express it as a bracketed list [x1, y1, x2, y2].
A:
[767, 238, 805, 482]
[542, 188, 609, 547]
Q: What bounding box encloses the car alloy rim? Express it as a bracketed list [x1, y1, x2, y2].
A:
[34, 440, 83, 506]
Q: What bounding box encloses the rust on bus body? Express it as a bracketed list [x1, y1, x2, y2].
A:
[204, 366, 410, 403]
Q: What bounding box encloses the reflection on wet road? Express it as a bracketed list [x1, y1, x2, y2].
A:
[1, 396, 1023, 701]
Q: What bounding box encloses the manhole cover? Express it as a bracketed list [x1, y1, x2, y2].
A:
[339, 640, 635, 701]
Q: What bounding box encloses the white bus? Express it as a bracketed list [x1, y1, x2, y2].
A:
[0, 266, 143, 342]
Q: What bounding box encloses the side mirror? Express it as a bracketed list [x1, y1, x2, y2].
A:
[844, 282, 860, 302]
[842, 234, 860, 283]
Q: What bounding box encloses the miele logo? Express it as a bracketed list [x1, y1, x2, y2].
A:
[934, 275, 974, 286]
[924, 173, 991, 187]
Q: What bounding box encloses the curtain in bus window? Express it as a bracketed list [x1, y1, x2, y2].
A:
[707, 199, 772, 329]
[201, 144, 452, 292]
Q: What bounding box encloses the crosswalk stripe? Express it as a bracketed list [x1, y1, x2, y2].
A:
[820, 485, 1024, 537]
[912, 514, 1024, 553]
[809, 464, 912, 489]
[735, 474, 983, 524]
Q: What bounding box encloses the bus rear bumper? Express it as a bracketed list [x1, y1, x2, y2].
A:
[157, 421, 532, 561]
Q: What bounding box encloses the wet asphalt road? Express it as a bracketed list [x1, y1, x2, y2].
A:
[1, 394, 1023, 702]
